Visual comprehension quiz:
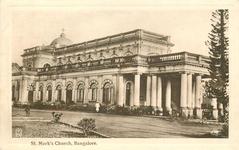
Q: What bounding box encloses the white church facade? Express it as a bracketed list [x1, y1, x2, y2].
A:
[12, 29, 210, 118]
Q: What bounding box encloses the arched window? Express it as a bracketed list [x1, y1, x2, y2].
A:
[56, 85, 62, 101]
[39, 85, 43, 101]
[43, 63, 51, 68]
[103, 82, 113, 105]
[77, 83, 84, 103]
[47, 85, 52, 102]
[90, 83, 98, 101]
[66, 84, 73, 104]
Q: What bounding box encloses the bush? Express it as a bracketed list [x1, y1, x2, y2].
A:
[51, 112, 63, 122]
[77, 118, 96, 136]
[31, 100, 44, 109]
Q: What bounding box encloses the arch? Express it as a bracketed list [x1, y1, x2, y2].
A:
[38, 84, 44, 101]
[101, 79, 113, 88]
[89, 81, 98, 101]
[66, 82, 73, 104]
[56, 84, 62, 101]
[77, 81, 85, 88]
[89, 80, 98, 88]
[43, 63, 51, 68]
[55, 82, 63, 90]
[125, 81, 134, 106]
[66, 81, 73, 88]
[102, 81, 114, 105]
[76, 81, 85, 103]
[46, 84, 52, 102]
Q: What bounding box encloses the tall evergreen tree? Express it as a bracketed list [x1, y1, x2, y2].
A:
[206, 9, 229, 118]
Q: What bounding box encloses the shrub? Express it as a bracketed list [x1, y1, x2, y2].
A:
[51, 112, 63, 122]
[77, 118, 96, 136]
[31, 100, 44, 109]
[139, 106, 154, 115]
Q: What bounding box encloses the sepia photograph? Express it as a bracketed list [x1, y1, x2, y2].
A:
[1, 0, 239, 149]
[11, 8, 228, 138]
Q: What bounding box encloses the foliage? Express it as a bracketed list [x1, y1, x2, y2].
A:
[51, 112, 63, 122]
[205, 9, 229, 122]
[205, 9, 229, 109]
[77, 118, 96, 136]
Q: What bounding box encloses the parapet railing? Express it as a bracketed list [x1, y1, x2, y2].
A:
[32, 52, 209, 75]
[149, 52, 209, 67]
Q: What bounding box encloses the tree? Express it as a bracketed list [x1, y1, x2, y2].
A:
[205, 9, 229, 122]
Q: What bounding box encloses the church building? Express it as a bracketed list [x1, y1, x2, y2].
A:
[12, 29, 210, 118]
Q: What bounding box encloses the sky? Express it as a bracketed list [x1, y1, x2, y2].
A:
[11, 8, 212, 65]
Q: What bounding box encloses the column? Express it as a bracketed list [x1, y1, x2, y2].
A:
[35, 82, 39, 102]
[195, 75, 202, 119]
[134, 74, 140, 106]
[157, 76, 163, 114]
[62, 80, 66, 103]
[165, 79, 172, 114]
[192, 80, 196, 110]
[19, 78, 28, 103]
[180, 73, 188, 117]
[84, 77, 89, 103]
[42, 82, 46, 102]
[187, 73, 193, 117]
[130, 84, 134, 106]
[46, 91, 49, 101]
[56, 90, 59, 101]
[98, 76, 103, 103]
[52, 80, 56, 102]
[118, 75, 124, 106]
[151, 75, 157, 109]
[112, 75, 117, 104]
[146, 75, 151, 106]
[72, 78, 77, 102]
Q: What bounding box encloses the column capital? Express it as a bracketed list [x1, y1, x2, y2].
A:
[179, 71, 188, 74]
[195, 73, 203, 76]
[133, 72, 142, 75]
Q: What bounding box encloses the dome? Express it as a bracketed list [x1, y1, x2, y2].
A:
[50, 32, 73, 48]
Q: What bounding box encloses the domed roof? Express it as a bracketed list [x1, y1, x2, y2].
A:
[50, 32, 73, 48]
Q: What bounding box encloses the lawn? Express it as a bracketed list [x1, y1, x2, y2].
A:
[12, 108, 223, 138]
[12, 120, 101, 138]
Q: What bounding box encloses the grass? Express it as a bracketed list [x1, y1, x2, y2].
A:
[12, 121, 101, 138]
[12, 108, 223, 138]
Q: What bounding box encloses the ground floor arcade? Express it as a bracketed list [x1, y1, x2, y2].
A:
[12, 72, 204, 118]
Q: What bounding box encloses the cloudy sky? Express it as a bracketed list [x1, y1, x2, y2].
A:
[11, 7, 212, 65]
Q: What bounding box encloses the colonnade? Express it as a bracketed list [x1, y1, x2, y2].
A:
[117, 73, 203, 118]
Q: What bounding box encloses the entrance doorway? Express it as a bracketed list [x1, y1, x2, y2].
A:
[103, 82, 113, 105]
[66, 84, 73, 104]
[28, 91, 33, 103]
[47, 85, 52, 102]
[125, 82, 132, 106]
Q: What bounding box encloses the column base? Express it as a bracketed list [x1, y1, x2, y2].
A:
[165, 107, 172, 116]
[195, 108, 202, 119]
[180, 107, 188, 118]
[212, 109, 218, 120]
[158, 107, 163, 116]
[155, 107, 163, 116]
[188, 108, 194, 118]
